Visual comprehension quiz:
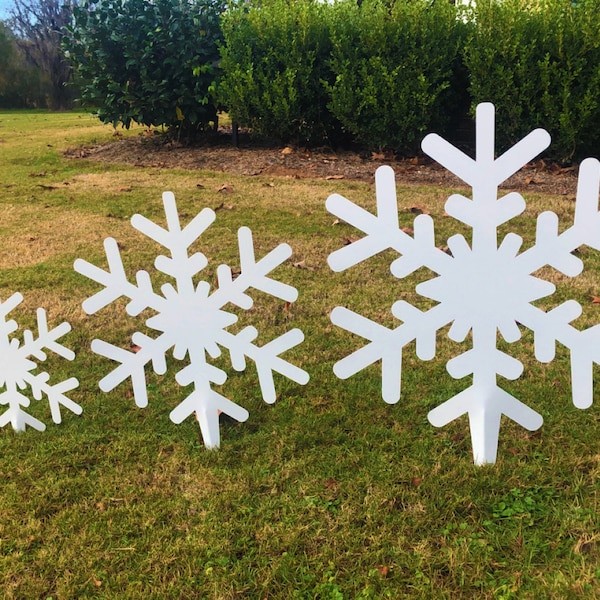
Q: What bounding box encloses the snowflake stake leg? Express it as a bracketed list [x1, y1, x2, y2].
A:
[328, 102, 600, 465]
[76, 191, 308, 448]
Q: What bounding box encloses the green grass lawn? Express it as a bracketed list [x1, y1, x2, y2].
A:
[1, 110, 600, 599]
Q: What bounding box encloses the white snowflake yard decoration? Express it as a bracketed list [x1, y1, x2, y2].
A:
[0, 292, 80, 432]
[327, 102, 600, 465]
[74, 192, 309, 448]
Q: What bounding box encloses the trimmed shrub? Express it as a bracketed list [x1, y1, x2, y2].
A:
[465, 0, 600, 163]
[64, 0, 224, 137]
[326, 0, 468, 154]
[218, 0, 340, 146]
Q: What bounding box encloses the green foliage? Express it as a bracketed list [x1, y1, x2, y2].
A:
[465, 0, 600, 163]
[0, 21, 47, 108]
[326, 0, 468, 154]
[218, 0, 340, 146]
[63, 0, 224, 137]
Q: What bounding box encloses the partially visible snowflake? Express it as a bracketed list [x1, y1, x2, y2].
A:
[0, 293, 80, 432]
[75, 192, 309, 448]
[327, 102, 600, 464]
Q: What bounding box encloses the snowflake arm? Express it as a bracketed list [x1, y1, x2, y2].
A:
[421, 102, 551, 192]
[210, 227, 298, 310]
[74, 237, 163, 316]
[91, 333, 173, 408]
[327, 166, 451, 276]
[331, 304, 452, 404]
[516, 158, 600, 276]
[25, 372, 80, 424]
[218, 326, 309, 403]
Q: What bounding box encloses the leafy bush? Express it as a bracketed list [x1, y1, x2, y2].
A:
[218, 0, 340, 146]
[326, 0, 468, 154]
[465, 0, 600, 163]
[64, 0, 224, 137]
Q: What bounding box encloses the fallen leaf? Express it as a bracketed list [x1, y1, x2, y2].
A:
[324, 478, 338, 489]
[118, 186, 132, 192]
[196, 183, 206, 189]
[332, 218, 340, 225]
[29, 171, 46, 177]
[591, 296, 600, 304]
[524, 177, 538, 185]
[93, 578, 102, 587]
[281, 146, 294, 155]
[371, 151, 386, 161]
[376, 566, 390, 577]
[411, 477, 423, 487]
[401, 226, 414, 235]
[263, 182, 275, 188]
[325, 174, 345, 180]
[217, 184, 234, 193]
[292, 260, 315, 271]
[343, 236, 359, 245]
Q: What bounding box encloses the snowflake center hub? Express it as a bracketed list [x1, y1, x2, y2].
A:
[147, 289, 237, 352]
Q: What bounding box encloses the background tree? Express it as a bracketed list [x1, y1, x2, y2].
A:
[9, 0, 76, 110]
[0, 19, 47, 107]
[63, 0, 224, 138]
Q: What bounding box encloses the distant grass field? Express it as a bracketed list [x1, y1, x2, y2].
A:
[1, 110, 600, 599]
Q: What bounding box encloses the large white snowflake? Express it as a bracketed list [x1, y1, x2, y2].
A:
[0, 293, 80, 432]
[75, 192, 309, 448]
[327, 102, 600, 464]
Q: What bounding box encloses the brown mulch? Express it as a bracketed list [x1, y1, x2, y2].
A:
[63, 130, 580, 196]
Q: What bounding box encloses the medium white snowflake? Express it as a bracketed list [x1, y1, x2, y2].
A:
[0, 293, 80, 432]
[327, 102, 600, 464]
[74, 192, 309, 448]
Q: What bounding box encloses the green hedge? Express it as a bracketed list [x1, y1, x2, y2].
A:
[327, 0, 468, 154]
[218, 0, 340, 146]
[217, 0, 600, 161]
[465, 0, 600, 163]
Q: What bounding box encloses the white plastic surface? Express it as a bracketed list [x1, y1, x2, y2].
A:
[75, 192, 309, 448]
[327, 102, 600, 464]
[0, 292, 80, 431]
